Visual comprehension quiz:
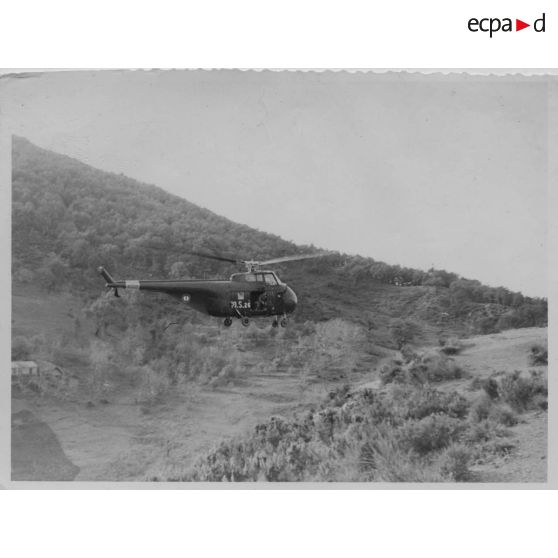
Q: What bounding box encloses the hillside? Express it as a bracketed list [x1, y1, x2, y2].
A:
[12, 327, 547, 482]
[11, 137, 548, 483]
[11, 135, 547, 333]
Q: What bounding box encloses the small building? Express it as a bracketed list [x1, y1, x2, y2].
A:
[11, 361, 40, 377]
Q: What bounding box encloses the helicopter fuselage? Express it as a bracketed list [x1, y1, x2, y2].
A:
[99, 268, 298, 321]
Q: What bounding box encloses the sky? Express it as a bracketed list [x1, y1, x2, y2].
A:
[0, 70, 548, 297]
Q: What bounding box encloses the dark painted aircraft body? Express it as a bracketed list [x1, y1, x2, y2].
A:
[98, 251, 327, 327]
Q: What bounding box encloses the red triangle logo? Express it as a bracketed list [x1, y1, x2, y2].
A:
[516, 19, 530, 31]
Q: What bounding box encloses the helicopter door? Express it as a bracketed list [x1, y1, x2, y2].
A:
[230, 290, 251, 312]
[243, 273, 267, 313]
[261, 273, 283, 313]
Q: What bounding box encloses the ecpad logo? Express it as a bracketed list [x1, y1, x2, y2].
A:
[468, 13, 545, 37]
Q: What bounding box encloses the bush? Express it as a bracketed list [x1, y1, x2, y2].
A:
[499, 370, 547, 412]
[327, 384, 352, 407]
[400, 345, 418, 363]
[359, 433, 444, 482]
[393, 386, 470, 420]
[389, 319, 421, 349]
[474, 316, 500, 335]
[439, 444, 472, 482]
[469, 395, 493, 423]
[379, 362, 408, 385]
[398, 415, 464, 456]
[463, 419, 511, 445]
[488, 404, 518, 427]
[416, 353, 464, 382]
[468, 395, 518, 427]
[439, 337, 464, 355]
[380, 351, 465, 386]
[529, 344, 548, 366]
[481, 377, 500, 400]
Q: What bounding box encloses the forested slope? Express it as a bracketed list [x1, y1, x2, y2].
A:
[12, 135, 547, 334]
[12, 136, 304, 291]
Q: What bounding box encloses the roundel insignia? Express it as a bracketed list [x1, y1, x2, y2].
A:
[182, 294, 191, 302]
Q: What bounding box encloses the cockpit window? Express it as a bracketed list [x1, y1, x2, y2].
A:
[231, 272, 280, 284]
[264, 273, 278, 285]
[231, 273, 256, 282]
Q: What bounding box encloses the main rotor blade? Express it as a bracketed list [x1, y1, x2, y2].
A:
[259, 252, 332, 266]
[186, 251, 241, 265]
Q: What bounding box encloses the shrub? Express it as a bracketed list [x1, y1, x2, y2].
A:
[463, 419, 511, 444]
[379, 362, 408, 385]
[499, 370, 547, 412]
[439, 444, 472, 482]
[488, 404, 518, 427]
[359, 433, 444, 482]
[398, 415, 464, 456]
[327, 384, 352, 407]
[474, 316, 500, 335]
[439, 337, 464, 355]
[393, 386, 470, 420]
[469, 395, 493, 423]
[405, 351, 464, 383]
[529, 344, 548, 366]
[481, 377, 500, 400]
[389, 319, 421, 349]
[468, 394, 518, 427]
[400, 345, 418, 363]
[380, 351, 465, 385]
[482, 439, 516, 457]
[418, 353, 464, 382]
[533, 394, 548, 411]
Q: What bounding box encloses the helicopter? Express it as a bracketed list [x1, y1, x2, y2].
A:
[98, 251, 329, 328]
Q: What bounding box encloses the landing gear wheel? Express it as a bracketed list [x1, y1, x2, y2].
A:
[280, 318, 288, 328]
[272, 320, 279, 328]
[241, 317, 250, 327]
[224, 318, 232, 327]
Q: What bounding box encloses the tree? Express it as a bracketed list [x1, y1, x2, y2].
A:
[37, 252, 67, 291]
